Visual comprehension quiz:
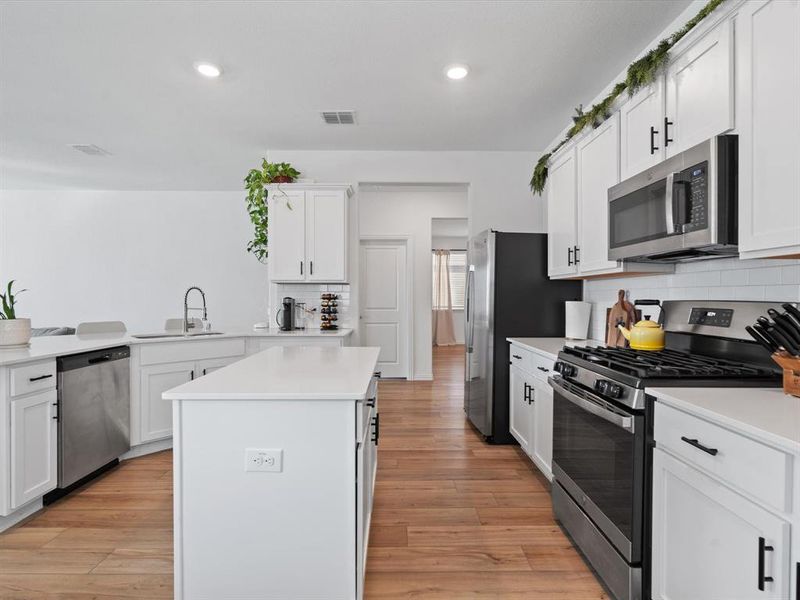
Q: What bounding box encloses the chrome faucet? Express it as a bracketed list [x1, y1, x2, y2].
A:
[183, 286, 208, 333]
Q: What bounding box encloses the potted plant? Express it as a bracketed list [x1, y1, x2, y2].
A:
[244, 160, 302, 262]
[0, 280, 31, 347]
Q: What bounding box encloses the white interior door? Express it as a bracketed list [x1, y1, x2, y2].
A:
[360, 240, 408, 379]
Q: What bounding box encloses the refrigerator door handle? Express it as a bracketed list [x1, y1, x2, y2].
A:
[466, 265, 475, 352]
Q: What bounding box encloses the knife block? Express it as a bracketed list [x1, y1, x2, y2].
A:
[771, 352, 800, 398]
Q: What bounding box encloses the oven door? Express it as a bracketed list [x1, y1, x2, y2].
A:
[550, 375, 645, 563]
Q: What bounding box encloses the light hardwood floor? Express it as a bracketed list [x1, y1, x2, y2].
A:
[0, 345, 608, 599]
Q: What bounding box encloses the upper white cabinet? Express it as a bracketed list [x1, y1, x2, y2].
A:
[547, 117, 672, 280]
[620, 78, 665, 179]
[665, 18, 734, 157]
[737, 0, 800, 259]
[619, 18, 734, 179]
[547, 146, 579, 278]
[268, 184, 352, 283]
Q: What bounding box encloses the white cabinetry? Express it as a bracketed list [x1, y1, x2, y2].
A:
[245, 335, 348, 356]
[620, 78, 665, 179]
[131, 338, 246, 445]
[268, 184, 351, 283]
[547, 118, 671, 280]
[737, 0, 800, 259]
[652, 400, 795, 600]
[10, 389, 57, 509]
[508, 342, 555, 479]
[547, 146, 579, 278]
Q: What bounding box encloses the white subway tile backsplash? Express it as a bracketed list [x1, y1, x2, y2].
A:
[585, 257, 800, 341]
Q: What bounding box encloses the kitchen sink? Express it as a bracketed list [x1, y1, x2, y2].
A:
[131, 332, 224, 339]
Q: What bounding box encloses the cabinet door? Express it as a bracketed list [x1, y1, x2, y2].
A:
[531, 377, 553, 479]
[139, 361, 194, 443]
[737, 0, 800, 257]
[268, 190, 307, 282]
[577, 113, 621, 275]
[665, 19, 734, 157]
[306, 189, 348, 282]
[652, 448, 791, 600]
[508, 365, 532, 452]
[620, 78, 666, 179]
[11, 390, 57, 508]
[547, 147, 578, 278]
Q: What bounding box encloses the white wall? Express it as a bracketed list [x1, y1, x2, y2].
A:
[0, 190, 268, 332]
[266, 151, 543, 236]
[359, 186, 468, 379]
[584, 258, 800, 341]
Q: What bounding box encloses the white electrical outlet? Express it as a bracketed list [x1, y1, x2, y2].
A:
[245, 448, 283, 472]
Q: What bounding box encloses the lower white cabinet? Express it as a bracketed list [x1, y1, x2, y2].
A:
[356, 384, 378, 599]
[10, 389, 57, 509]
[652, 447, 791, 600]
[246, 335, 346, 355]
[508, 343, 555, 480]
[139, 361, 195, 443]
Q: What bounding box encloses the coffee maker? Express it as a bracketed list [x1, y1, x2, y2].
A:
[277, 297, 305, 331]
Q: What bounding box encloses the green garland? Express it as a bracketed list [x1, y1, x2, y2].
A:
[530, 0, 726, 195]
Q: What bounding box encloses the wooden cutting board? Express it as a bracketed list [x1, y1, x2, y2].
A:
[606, 290, 639, 347]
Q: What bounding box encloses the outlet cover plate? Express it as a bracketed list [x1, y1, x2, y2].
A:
[245, 448, 283, 472]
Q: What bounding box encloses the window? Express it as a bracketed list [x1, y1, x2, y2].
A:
[432, 250, 467, 310]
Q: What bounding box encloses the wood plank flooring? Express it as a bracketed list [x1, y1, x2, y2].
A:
[0, 345, 607, 599]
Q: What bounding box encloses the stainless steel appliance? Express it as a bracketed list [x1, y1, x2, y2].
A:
[549, 301, 788, 600]
[464, 230, 582, 443]
[608, 135, 737, 263]
[55, 346, 131, 490]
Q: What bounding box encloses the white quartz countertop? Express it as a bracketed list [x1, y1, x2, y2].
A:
[0, 328, 352, 367]
[650, 387, 800, 455]
[506, 337, 605, 359]
[163, 345, 380, 401]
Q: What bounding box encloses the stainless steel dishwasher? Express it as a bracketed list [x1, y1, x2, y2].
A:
[55, 346, 131, 490]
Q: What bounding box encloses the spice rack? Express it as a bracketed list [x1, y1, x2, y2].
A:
[320, 293, 339, 331]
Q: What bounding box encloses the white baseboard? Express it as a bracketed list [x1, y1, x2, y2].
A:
[121, 437, 173, 461]
[0, 498, 43, 533]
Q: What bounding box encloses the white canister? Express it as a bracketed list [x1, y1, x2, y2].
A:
[565, 301, 592, 340]
[0, 318, 32, 347]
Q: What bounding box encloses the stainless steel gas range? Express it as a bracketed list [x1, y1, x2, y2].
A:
[548, 300, 789, 600]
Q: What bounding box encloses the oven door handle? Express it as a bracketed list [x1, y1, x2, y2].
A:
[548, 376, 635, 433]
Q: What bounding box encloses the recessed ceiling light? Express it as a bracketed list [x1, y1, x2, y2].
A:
[194, 62, 222, 78]
[445, 64, 469, 80]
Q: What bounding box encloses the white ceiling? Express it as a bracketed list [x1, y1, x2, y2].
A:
[0, 0, 692, 190]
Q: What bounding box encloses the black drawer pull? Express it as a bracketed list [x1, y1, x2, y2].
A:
[373, 371, 382, 378]
[512, 354, 522, 360]
[681, 436, 718, 456]
[537, 366, 549, 372]
[758, 537, 774, 591]
[29, 374, 53, 382]
[366, 397, 376, 408]
[371, 414, 380, 445]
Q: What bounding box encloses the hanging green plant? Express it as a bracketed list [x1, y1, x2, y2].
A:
[244, 160, 301, 263]
[530, 0, 726, 195]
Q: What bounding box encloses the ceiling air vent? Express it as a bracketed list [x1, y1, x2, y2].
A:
[321, 111, 356, 125]
[69, 144, 111, 156]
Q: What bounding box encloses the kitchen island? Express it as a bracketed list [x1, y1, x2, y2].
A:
[164, 345, 380, 600]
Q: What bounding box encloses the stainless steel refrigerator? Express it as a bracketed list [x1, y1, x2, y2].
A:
[464, 231, 582, 443]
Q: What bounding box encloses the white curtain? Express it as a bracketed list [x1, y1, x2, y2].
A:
[432, 250, 457, 346]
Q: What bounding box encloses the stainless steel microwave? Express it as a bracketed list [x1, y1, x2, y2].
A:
[608, 136, 738, 263]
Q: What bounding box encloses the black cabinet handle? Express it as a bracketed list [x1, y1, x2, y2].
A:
[52, 402, 58, 421]
[29, 374, 53, 382]
[650, 126, 659, 155]
[371, 414, 380, 445]
[512, 354, 522, 360]
[758, 537, 775, 591]
[300, 261, 304, 275]
[681, 436, 718, 456]
[664, 117, 673, 147]
[795, 562, 799, 600]
[537, 366, 550, 372]
[202, 368, 207, 376]
[310, 261, 313, 275]
[574, 246, 580, 265]
[190, 370, 194, 381]
[567, 247, 573, 266]
[373, 371, 382, 379]
[366, 397, 376, 407]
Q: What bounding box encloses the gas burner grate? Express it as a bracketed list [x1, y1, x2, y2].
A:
[563, 346, 774, 380]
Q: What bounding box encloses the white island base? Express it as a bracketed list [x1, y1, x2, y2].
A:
[165, 346, 380, 600]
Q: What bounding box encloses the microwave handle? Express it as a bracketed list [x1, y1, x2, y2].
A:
[665, 173, 675, 235]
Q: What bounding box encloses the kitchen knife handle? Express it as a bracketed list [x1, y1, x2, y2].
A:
[746, 326, 778, 354]
[782, 303, 800, 325]
[768, 326, 800, 356]
[753, 324, 781, 352]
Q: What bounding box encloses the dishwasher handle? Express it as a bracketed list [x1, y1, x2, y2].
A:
[88, 355, 112, 365]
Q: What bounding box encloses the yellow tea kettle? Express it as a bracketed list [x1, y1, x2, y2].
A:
[618, 299, 665, 351]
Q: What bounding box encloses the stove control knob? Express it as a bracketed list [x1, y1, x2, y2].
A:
[594, 380, 609, 395]
[594, 379, 623, 399]
[554, 362, 576, 377]
[607, 383, 623, 399]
